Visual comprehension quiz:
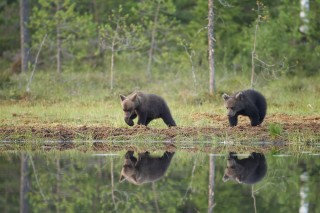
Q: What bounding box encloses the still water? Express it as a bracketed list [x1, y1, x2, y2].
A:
[1, 144, 320, 213]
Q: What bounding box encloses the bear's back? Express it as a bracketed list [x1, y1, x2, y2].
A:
[243, 89, 267, 121]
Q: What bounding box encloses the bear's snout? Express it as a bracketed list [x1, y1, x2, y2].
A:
[227, 110, 236, 117]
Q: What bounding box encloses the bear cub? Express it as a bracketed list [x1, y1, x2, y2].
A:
[119, 146, 176, 185]
[120, 92, 176, 127]
[223, 152, 267, 185]
[222, 89, 267, 126]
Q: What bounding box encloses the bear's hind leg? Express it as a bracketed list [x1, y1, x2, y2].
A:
[162, 114, 176, 127]
[248, 109, 261, 126]
[250, 116, 261, 126]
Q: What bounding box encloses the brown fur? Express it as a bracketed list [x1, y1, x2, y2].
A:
[222, 89, 267, 126]
[119, 148, 175, 185]
[120, 92, 176, 127]
[223, 152, 267, 184]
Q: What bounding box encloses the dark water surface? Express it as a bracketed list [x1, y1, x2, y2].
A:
[1, 144, 320, 213]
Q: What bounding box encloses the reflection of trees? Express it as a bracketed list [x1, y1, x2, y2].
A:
[20, 153, 29, 213]
[152, 182, 160, 213]
[1, 152, 320, 212]
[208, 155, 215, 213]
[251, 185, 257, 213]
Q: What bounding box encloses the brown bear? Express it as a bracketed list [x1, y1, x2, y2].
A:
[223, 152, 267, 184]
[222, 89, 267, 126]
[119, 147, 176, 185]
[120, 92, 176, 127]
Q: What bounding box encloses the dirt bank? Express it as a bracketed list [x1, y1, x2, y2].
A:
[0, 114, 319, 143]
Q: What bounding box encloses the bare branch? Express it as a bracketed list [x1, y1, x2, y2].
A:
[26, 34, 47, 94]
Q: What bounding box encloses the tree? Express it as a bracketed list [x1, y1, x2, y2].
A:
[99, 6, 143, 90]
[29, 0, 96, 74]
[208, 0, 215, 94]
[20, 153, 29, 213]
[20, 0, 30, 73]
[132, 0, 179, 80]
[146, 1, 160, 81]
[208, 155, 215, 213]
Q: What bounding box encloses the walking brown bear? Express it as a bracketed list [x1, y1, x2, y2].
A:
[120, 92, 176, 127]
[119, 146, 176, 185]
[222, 89, 267, 126]
[223, 152, 267, 184]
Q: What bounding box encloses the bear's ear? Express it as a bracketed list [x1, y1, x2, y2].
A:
[235, 177, 242, 184]
[120, 95, 126, 102]
[119, 174, 126, 183]
[222, 174, 230, 182]
[235, 92, 243, 100]
[222, 93, 230, 101]
[131, 93, 138, 101]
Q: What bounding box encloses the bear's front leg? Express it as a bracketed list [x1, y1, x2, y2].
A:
[124, 113, 137, 126]
[124, 117, 134, 126]
[137, 113, 148, 126]
[125, 151, 134, 159]
[228, 116, 238, 127]
[130, 113, 137, 120]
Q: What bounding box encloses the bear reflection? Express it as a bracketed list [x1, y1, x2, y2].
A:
[119, 148, 175, 185]
[223, 152, 267, 184]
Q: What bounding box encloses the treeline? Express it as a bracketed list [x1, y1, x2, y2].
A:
[1, 0, 319, 83]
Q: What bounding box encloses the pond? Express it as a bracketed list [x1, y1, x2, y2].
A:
[1, 142, 320, 213]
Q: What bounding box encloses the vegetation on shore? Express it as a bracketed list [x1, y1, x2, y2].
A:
[0, 72, 319, 145]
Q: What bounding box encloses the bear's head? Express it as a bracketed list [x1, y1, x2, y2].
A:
[119, 151, 141, 184]
[120, 93, 139, 125]
[223, 157, 245, 183]
[119, 158, 138, 184]
[222, 92, 245, 117]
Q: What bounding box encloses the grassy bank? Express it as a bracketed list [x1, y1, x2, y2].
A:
[0, 71, 319, 144]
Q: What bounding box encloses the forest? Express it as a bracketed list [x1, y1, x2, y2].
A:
[0, 1, 320, 212]
[1, 0, 320, 86]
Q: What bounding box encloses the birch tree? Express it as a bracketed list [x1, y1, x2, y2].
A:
[133, 0, 178, 81]
[99, 6, 143, 90]
[208, 0, 215, 94]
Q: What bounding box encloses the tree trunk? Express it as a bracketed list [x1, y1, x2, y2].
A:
[110, 40, 115, 90]
[91, 0, 99, 23]
[152, 182, 160, 213]
[20, 153, 29, 213]
[146, 2, 160, 81]
[55, 158, 61, 213]
[110, 158, 116, 207]
[299, 0, 309, 34]
[20, 0, 30, 73]
[56, 1, 62, 74]
[208, 155, 215, 213]
[208, 0, 215, 94]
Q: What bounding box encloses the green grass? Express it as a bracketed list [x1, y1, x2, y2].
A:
[0, 70, 319, 145]
[268, 123, 283, 138]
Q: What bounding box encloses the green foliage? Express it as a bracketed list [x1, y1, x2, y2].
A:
[0, 70, 12, 90]
[2, 0, 320, 81]
[268, 123, 283, 138]
[29, 0, 97, 71]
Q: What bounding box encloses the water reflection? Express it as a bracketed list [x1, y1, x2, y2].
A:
[1, 147, 320, 212]
[223, 152, 267, 184]
[119, 146, 176, 185]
